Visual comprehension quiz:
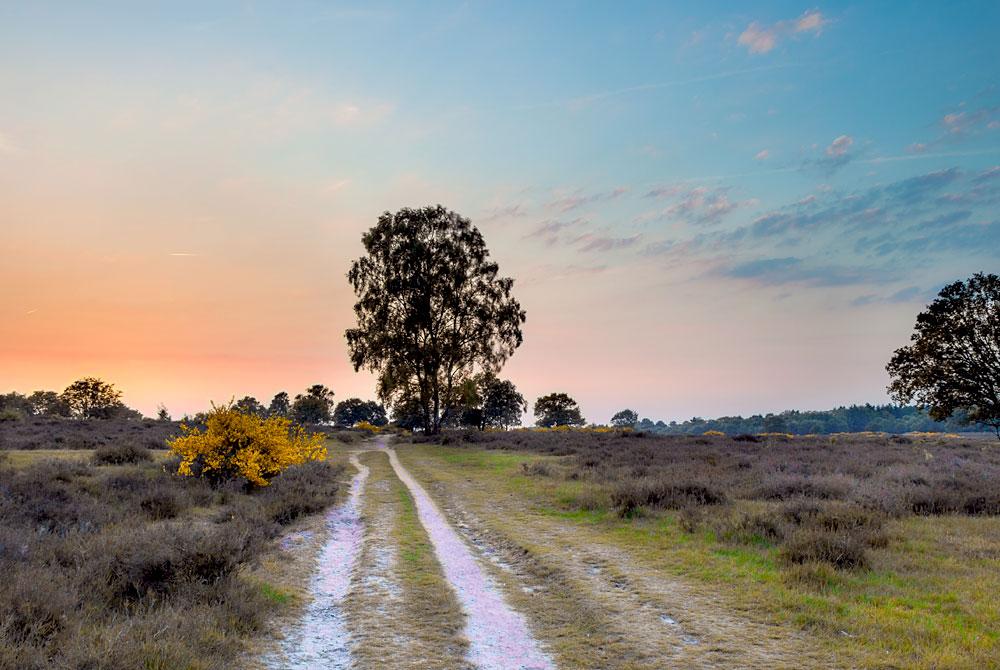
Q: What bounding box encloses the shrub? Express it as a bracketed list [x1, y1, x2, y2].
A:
[753, 473, 854, 501]
[0, 566, 78, 645]
[254, 461, 344, 524]
[140, 487, 185, 520]
[0, 408, 25, 423]
[103, 523, 260, 603]
[610, 477, 726, 517]
[780, 528, 869, 569]
[520, 461, 553, 477]
[168, 405, 327, 486]
[715, 510, 786, 545]
[93, 442, 152, 465]
[354, 420, 381, 433]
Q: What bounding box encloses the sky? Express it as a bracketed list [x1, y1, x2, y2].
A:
[1, 1, 999, 423]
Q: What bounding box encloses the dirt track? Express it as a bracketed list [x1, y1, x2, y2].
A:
[267, 438, 839, 669]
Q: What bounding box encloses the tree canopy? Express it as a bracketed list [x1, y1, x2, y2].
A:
[291, 384, 335, 424]
[887, 273, 1000, 438]
[61, 378, 125, 419]
[267, 391, 290, 417]
[479, 373, 526, 429]
[610, 409, 638, 427]
[346, 205, 525, 434]
[234, 395, 266, 417]
[534, 392, 586, 428]
[333, 398, 388, 427]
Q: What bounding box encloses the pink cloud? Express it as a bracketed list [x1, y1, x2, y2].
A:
[826, 135, 853, 157]
[738, 10, 828, 55]
[755, 149, 770, 160]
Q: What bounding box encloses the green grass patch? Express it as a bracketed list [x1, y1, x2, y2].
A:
[258, 581, 293, 606]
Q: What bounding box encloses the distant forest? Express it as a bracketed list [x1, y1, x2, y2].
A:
[637, 404, 985, 436]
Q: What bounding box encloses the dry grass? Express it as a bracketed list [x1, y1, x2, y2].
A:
[0, 416, 183, 450]
[396, 438, 1000, 668]
[0, 447, 344, 670]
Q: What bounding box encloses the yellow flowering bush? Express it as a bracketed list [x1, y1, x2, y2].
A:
[703, 430, 726, 437]
[168, 404, 327, 487]
[354, 420, 382, 433]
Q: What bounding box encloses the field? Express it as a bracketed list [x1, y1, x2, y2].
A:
[2, 424, 998, 669]
[0, 440, 346, 670]
[392, 430, 1000, 668]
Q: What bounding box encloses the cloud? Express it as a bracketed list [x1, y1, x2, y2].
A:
[547, 187, 628, 213]
[826, 134, 853, 157]
[644, 185, 751, 226]
[481, 203, 528, 222]
[972, 165, 1000, 184]
[575, 233, 642, 252]
[755, 149, 770, 160]
[851, 285, 925, 307]
[523, 218, 588, 246]
[794, 10, 827, 32]
[738, 10, 828, 55]
[716, 256, 888, 288]
[808, 134, 855, 174]
[738, 24, 777, 54]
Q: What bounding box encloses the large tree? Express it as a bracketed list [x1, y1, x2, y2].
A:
[887, 273, 1000, 438]
[610, 409, 638, 428]
[479, 373, 526, 430]
[534, 392, 586, 428]
[346, 205, 525, 434]
[267, 391, 290, 417]
[333, 398, 388, 427]
[291, 385, 335, 424]
[60, 378, 124, 419]
[234, 395, 266, 417]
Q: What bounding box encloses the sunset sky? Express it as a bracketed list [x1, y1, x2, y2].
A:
[2, 2, 999, 422]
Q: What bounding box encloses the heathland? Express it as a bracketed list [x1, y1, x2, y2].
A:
[2, 419, 997, 669]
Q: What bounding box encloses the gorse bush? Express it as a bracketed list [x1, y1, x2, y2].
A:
[168, 404, 327, 486]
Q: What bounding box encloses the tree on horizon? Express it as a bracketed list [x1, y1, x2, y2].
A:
[887, 272, 1000, 439]
[346, 205, 525, 434]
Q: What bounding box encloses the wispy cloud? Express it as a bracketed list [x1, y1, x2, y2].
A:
[547, 187, 628, 213]
[738, 10, 829, 55]
[642, 185, 752, 225]
[575, 233, 642, 252]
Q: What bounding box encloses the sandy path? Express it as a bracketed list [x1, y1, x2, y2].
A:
[382, 439, 554, 670]
[266, 454, 369, 669]
[396, 446, 842, 669]
[344, 451, 410, 668]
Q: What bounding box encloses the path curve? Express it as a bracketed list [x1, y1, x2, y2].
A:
[269, 454, 370, 669]
[382, 438, 553, 670]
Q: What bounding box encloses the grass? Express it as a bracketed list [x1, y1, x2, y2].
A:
[398, 440, 1000, 669]
[257, 581, 294, 606]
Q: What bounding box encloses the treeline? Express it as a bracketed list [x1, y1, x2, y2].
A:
[632, 404, 982, 436]
[0, 378, 141, 421]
